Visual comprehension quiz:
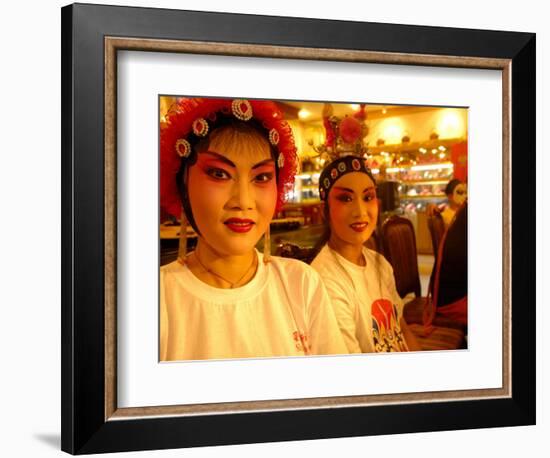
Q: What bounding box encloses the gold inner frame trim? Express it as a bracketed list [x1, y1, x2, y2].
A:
[104, 36, 512, 421]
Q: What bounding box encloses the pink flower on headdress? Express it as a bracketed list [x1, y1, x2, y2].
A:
[340, 116, 362, 144]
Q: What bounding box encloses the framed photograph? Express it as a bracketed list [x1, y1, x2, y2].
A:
[61, 3, 535, 454]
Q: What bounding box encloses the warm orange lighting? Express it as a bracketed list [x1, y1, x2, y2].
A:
[437, 109, 465, 138]
[298, 109, 311, 120]
[411, 163, 453, 171]
[382, 124, 403, 143]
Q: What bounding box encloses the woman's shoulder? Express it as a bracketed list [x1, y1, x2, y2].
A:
[160, 259, 186, 275]
[309, 246, 355, 291]
[264, 255, 328, 303]
[309, 244, 334, 272]
[268, 254, 319, 279]
[362, 247, 394, 275]
[441, 206, 455, 224]
[363, 246, 385, 262]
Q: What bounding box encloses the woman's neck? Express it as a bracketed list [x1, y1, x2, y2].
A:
[328, 234, 365, 266]
[188, 239, 258, 288]
[449, 201, 459, 211]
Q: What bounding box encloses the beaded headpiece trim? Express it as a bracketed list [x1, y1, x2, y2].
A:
[318, 155, 375, 201]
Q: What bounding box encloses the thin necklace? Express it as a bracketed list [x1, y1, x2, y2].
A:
[193, 248, 257, 289]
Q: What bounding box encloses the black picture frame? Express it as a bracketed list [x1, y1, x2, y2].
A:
[61, 3, 535, 454]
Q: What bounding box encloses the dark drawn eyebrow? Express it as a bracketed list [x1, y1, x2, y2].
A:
[333, 186, 354, 193]
[201, 151, 236, 168]
[252, 158, 275, 170]
[201, 152, 275, 170]
[333, 186, 376, 193]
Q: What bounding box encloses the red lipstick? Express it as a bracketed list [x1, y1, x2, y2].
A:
[350, 222, 369, 233]
[224, 218, 255, 233]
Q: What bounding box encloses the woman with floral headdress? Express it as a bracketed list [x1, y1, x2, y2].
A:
[310, 155, 420, 353]
[160, 97, 347, 361]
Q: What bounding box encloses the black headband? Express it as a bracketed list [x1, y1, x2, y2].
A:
[318, 155, 376, 201]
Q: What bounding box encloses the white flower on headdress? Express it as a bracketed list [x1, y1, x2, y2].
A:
[277, 152, 285, 168]
[231, 99, 253, 121]
[338, 162, 347, 173]
[175, 139, 191, 158]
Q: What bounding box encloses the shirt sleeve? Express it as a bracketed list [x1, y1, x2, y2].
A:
[302, 269, 349, 356]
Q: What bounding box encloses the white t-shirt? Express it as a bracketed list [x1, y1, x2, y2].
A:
[160, 251, 348, 361]
[311, 245, 409, 353]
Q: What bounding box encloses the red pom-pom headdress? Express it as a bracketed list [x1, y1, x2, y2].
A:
[160, 97, 298, 220]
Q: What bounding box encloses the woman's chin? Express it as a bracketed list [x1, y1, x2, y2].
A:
[198, 225, 265, 254]
[346, 230, 374, 246]
[220, 237, 263, 257]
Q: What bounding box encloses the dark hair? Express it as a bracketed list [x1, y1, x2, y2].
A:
[175, 119, 279, 235]
[310, 202, 333, 260]
[444, 178, 463, 196]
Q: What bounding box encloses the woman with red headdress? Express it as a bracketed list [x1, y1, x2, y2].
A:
[160, 97, 347, 361]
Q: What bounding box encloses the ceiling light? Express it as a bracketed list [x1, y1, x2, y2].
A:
[298, 109, 311, 120]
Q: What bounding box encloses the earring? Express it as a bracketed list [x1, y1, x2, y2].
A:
[177, 211, 188, 265]
[263, 225, 271, 263]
